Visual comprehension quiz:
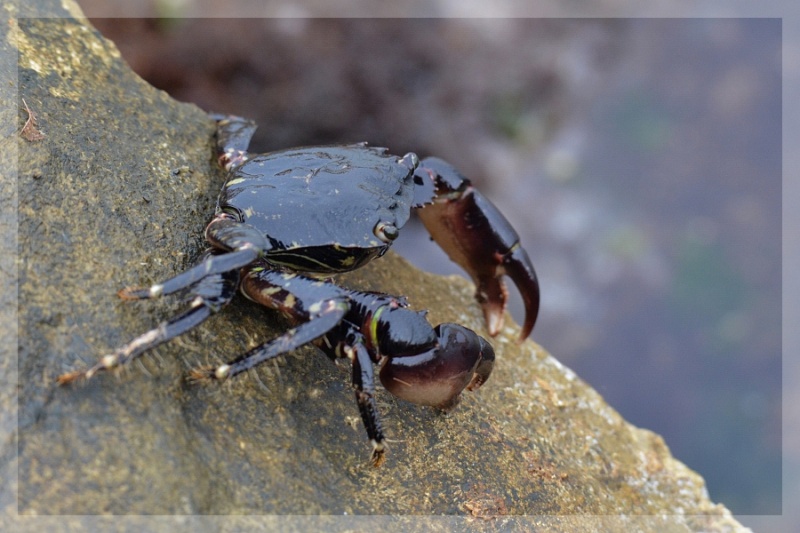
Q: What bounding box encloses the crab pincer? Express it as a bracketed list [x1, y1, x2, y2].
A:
[413, 158, 540, 341]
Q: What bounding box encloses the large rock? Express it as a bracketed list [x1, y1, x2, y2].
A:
[3, 1, 748, 531]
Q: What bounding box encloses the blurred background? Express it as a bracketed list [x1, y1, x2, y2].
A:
[79, 12, 781, 519]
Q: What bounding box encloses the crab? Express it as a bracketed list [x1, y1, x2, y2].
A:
[58, 114, 540, 466]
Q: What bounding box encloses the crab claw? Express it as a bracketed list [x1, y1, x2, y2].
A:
[414, 158, 540, 341]
[379, 323, 495, 411]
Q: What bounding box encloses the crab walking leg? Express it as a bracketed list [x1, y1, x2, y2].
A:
[210, 114, 258, 171]
[118, 250, 256, 300]
[57, 261, 239, 385]
[349, 340, 387, 466]
[194, 267, 390, 463]
[119, 216, 270, 300]
[192, 267, 352, 380]
[189, 299, 348, 381]
[57, 304, 211, 384]
[413, 157, 540, 341]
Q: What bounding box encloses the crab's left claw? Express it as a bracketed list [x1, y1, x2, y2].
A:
[414, 158, 540, 341]
[379, 323, 495, 411]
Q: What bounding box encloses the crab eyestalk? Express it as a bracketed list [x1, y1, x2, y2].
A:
[379, 323, 495, 411]
[414, 158, 540, 341]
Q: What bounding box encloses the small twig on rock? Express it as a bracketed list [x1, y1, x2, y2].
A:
[21, 98, 45, 141]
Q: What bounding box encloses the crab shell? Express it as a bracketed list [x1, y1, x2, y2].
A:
[218, 144, 416, 273]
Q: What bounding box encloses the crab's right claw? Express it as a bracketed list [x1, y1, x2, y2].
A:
[414, 158, 540, 341]
[478, 240, 540, 342]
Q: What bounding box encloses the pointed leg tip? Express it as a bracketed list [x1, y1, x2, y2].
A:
[117, 287, 141, 300]
[118, 284, 163, 300]
[370, 450, 386, 468]
[188, 363, 231, 384]
[187, 365, 217, 384]
[56, 370, 85, 386]
[369, 440, 387, 467]
[117, 287, 134, 299]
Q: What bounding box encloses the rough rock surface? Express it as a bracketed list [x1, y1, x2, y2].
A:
[3, 2, 749, 531]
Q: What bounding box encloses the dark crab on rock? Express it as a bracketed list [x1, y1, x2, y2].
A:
[59, 115, 540, 466]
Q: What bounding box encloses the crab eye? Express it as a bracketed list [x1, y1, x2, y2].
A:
[398, 152, 420, 170]
[374, 221, 399, 243]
